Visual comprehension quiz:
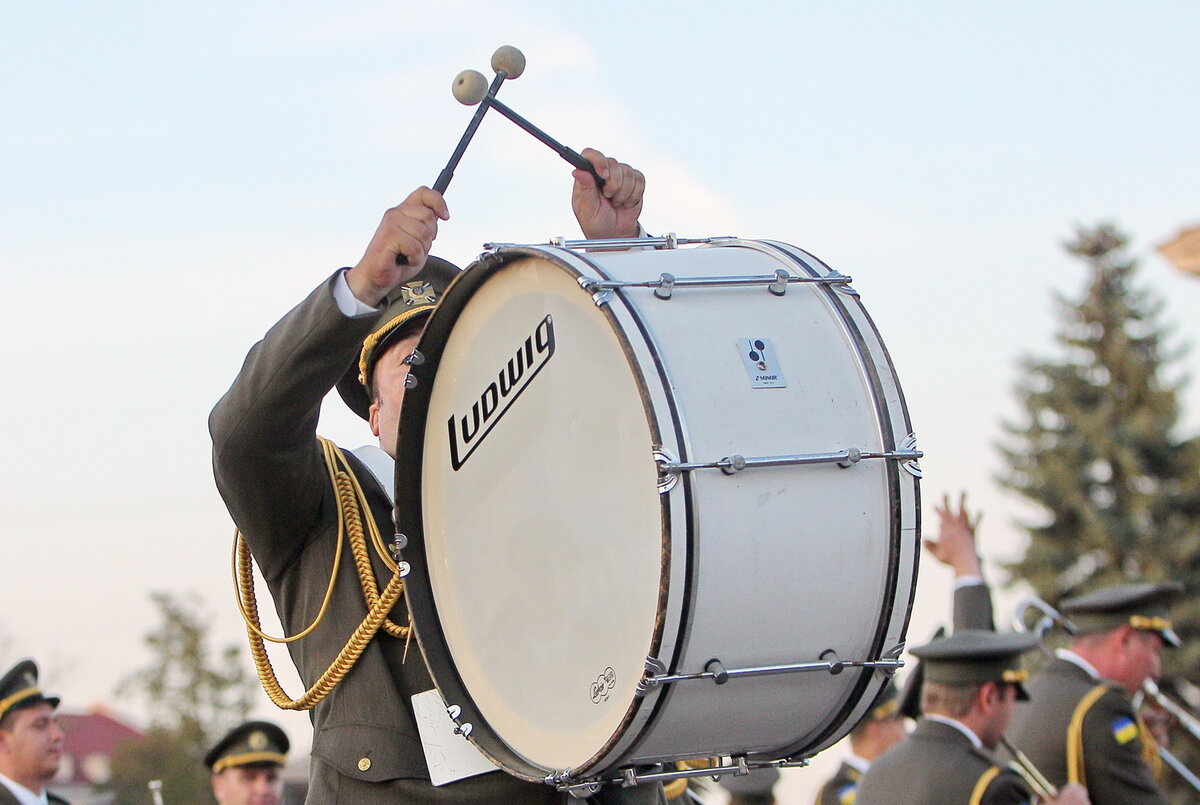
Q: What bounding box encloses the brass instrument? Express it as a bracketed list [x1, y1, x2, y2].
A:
[998, 735, 1057, 801]
[1143, 679, 1200, 745]
[1139, 680, 1200, 791]
[1012, 597, 1077, 649]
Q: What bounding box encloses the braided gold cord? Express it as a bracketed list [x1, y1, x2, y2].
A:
[335, 470, 408, 639]
[232, 436, 410, 710]
[661, 776, 688, 799]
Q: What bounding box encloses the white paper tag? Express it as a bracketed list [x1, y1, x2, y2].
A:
[411, 689, 500, 786]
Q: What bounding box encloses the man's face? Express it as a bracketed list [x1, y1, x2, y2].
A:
[0, 703, 64, 791]
[211, 764, 284, 805]
[368, 332, 422, 459]
[980, 682, 1018, 750]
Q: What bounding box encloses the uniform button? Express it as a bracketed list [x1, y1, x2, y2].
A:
[358, 757, 372, 771]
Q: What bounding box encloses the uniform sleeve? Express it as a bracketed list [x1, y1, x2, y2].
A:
[209, 273, 383, 575]
[952, 581, 995, 631]
[1080, 689, 1169, 805]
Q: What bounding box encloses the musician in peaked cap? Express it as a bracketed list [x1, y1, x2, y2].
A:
[207, 721, 289, 805]
[898, 494, 998, 721]
[210, 151, 658, 805]
[0, 660, 68, 805]
[855, 632, 1089, 805]
[1007, 582, 1184, 805]
[813, 682, 907, 805]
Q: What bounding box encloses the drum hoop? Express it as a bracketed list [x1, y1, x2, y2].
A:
[394, 245, 675, 781]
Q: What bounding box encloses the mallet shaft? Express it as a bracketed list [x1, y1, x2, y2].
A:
[484, 97, 605, 190]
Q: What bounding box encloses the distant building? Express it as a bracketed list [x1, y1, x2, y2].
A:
[1160, 223, 1200, 277]
[54, 706, 144, 804]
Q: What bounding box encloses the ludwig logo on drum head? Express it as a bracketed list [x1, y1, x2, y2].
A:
[447, 315, 556, 470]
[589, 667, 617, 704]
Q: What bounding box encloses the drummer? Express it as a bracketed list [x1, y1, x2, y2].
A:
[209, 150, 655, 805]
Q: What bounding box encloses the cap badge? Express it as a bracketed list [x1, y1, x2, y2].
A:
[248, 730, 269, 751]
[401, 281, 437, 307]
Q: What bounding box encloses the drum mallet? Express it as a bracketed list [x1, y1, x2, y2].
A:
[395, 45, 525, 266]
[452, 70, 606, 191]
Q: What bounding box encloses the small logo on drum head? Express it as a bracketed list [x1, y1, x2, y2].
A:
[590, 667, 617, 704]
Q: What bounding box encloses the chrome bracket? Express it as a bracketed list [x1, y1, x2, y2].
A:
[660, 445, 924, 476]
[653, 448, 679, 493]
[553, 756, 811, 793]
[579, 270, 853, 299]
[899, 434, 923, 478]
[485, 234, 733, 252]
[635, 647, 905, 692]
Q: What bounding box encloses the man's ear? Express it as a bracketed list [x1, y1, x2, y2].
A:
[369, 401, 381, 438]
[979, 681, 1001, 711]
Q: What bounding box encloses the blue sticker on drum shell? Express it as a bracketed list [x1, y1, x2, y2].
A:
[738, 338, 787, 388]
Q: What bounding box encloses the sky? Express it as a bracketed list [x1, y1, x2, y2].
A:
[2, 2, 1199, 801]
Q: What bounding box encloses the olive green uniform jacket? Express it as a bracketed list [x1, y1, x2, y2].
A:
[813, 760, 863, 805]
[854, 720, 1031, 805]
[1007, 656, 1168, 805]
[211, 273, 664, 805]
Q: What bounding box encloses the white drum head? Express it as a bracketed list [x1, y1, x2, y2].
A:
[412, 255, 665, 772]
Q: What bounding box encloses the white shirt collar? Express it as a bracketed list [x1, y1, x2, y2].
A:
[924, 714, 983, 750]
[1056, 648, 1102, 680]
[350, 445, 396, 506]
[0, 772, 48, 805]
[844, 753, 871, 774]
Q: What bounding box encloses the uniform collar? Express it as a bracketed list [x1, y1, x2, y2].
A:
[1056, 648, 1101, 680]
[844, 753, 870, 774]
[924, 714, 983, 750]
[0, 772, 48, 805]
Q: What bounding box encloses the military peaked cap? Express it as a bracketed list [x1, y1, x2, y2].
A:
[911, 630, 1038, 700]
[1061, 581, 1184, 647]
[205, 720, 290, 772]
[867, 679, 902, 722]
[336, 257, 461, 420]
[0, 659, 60, 723]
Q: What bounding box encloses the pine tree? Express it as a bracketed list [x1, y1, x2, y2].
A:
[1000, 222, 1200, 801]
[103, 592, 257, 804]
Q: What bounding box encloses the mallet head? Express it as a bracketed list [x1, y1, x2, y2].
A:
[452, 70, 489, 105]
[491, 45, 526, 79]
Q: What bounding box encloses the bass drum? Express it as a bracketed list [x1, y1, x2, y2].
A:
[394, 238, 920, 788]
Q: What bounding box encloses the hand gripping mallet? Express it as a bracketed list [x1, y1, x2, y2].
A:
[395, 45, 525, 265]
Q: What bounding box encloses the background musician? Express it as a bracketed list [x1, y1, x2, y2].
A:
[812, 683, 906, 805]
[0, 660, 68, 805]
[855, 632, 1089, 805]
[206, 721, 289, 805]
[1007, 583, 1183, 804]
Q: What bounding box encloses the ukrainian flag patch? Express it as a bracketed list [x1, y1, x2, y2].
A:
[837, 782, 857, 804]
[1112, 716, 1139, 745]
